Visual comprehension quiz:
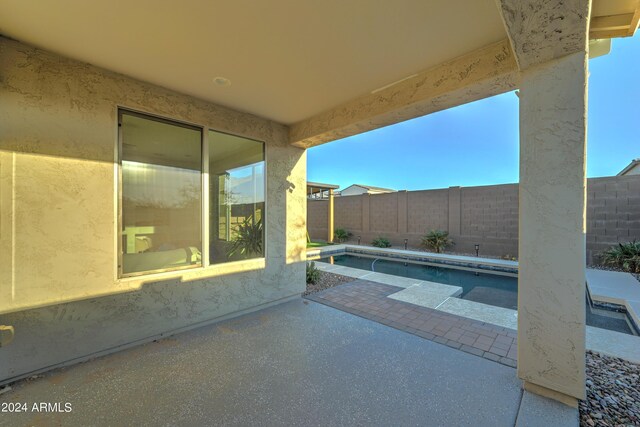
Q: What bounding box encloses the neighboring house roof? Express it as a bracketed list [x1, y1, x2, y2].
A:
[307, 181, 339, 198]
[342, 184, 395, 193]
[617, 159, 640, 176]
[357, 184, 395, 192]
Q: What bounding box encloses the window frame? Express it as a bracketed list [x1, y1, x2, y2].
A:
[116, 107, 267, 279]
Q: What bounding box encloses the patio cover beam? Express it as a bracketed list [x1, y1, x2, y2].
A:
[289, 39, 518, 148]
[495, 0, 591, 71]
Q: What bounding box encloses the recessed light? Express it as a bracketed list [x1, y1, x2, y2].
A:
[213, 77, 231, 87]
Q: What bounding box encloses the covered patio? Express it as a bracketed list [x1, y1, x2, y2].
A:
[1, 0, 640, 421]
[0, 298, 576, 427]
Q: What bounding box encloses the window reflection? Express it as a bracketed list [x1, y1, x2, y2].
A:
[120, 111, 202, 275]
[209, 131, 265, 264]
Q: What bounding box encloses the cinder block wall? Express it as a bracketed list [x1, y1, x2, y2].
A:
[307, 176, 640, 263]
[587, 175, 640, 257]
[307, 199, 328, 238]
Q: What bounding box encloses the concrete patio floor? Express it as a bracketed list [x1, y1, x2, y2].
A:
[0, 298, 574, 426]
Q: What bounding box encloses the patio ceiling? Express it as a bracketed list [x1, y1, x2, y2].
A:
[0, 0, 507, 125]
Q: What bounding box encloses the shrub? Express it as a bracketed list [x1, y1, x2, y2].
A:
[227, 217, 263, 258]
[602, 241, 640, 273]
[306, 261, 321, 284]
[421, 229, 453, 254]
[372, 236, 391, 248]
[334, 228, 352, 243]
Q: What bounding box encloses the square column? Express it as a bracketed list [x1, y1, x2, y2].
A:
[327, 189, 334, 243]
[518, 51, 587, 404]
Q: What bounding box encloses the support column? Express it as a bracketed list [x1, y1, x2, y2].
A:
[327, 189, 334, 243]
[518, 51, 588, 405]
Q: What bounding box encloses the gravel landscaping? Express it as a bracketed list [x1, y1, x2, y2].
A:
[304, 271, 355, 296]
[580, 351, 640, 426]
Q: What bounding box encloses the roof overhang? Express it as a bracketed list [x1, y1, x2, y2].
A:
[1, 0, 637, 150]
[0, 0, 509, 126]
[590, 0, 640, 39]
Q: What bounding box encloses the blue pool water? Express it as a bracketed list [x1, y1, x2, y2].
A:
[322, 254, 636, 335]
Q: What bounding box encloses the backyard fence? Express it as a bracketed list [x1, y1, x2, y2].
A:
[307, 175, 640, 263]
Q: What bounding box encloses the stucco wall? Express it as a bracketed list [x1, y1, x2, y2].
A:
[307, 176, 640, 261]
[0, 38, 306, 383]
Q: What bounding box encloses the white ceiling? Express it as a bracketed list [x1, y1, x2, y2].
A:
[0, 0, 507, 125]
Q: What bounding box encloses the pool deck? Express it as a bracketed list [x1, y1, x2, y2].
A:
[315, 260, 640, 364]
[0, 298, 577, 427]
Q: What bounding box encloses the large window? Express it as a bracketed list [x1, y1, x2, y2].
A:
[118, 110, 266, 277]
[119, 111, 203, 276]
[208, 131, 265, 265]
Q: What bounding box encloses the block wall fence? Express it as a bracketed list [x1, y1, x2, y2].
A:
[307, 175, 640, 263]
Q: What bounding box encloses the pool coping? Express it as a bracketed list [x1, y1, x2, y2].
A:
[310, 246, 640, 364]
[307, 244, 518, 274]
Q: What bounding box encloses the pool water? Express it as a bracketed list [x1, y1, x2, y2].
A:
[323, 254, 636, 336]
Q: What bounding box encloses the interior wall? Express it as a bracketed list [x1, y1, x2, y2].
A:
[0, 37, 306, 383]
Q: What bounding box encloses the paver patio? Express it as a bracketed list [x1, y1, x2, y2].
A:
[305, 280, 518, 367]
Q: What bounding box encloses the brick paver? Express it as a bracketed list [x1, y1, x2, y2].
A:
[305, 280, 518, 368]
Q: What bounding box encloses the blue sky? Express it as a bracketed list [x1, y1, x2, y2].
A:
[307, 35, 639, 191]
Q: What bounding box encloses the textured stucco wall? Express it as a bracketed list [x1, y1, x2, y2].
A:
[0, 37, 306, 382]
[517, 51, 587, 401]
[307, 177, 640, 258]
[290, 40, 519, 148]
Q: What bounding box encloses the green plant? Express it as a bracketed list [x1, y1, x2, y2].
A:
[602, 241, 640, 273]
[306, 262, 321, 284]
[334, 228, 352, 243]
[372, 236, 391, 248]
[421, 229, 453, 254]
[227, 217, 263, 258]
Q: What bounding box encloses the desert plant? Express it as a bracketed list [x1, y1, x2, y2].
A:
[421, 229, 453, 254]
[334, 228, 352, 243]
[601, 241, 640, 273]
[227, 217, 263, 258]
[372, 236, 391, 248]
[306, 262, 321, 284]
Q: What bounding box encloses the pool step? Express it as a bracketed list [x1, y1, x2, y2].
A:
[387, 282, 462, 308]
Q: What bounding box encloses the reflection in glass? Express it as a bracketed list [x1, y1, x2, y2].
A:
[120, 111, 202, 275]
[209, 131, 265, 264]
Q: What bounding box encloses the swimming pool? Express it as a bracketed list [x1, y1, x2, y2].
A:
[322, 253, 638, 336]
